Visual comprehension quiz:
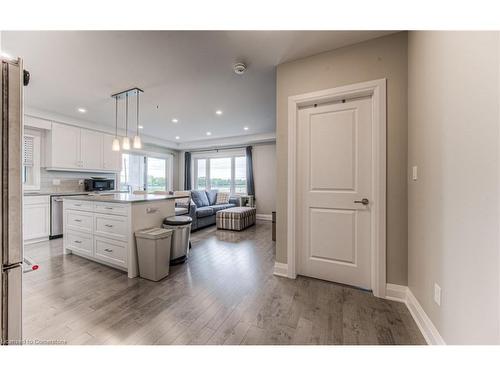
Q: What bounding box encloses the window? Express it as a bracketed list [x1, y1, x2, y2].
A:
[120, 153, 172, 192]
[23, 134, 41, 190]
[193, 151, 247, 195]
[195, 159, 207, 190]
[146, 157, 167, 191]
[210, 158, 231, 192]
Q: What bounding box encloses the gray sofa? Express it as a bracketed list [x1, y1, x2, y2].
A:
[178, 190, 240, 231]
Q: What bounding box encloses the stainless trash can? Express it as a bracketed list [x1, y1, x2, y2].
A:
[135, 227, 173, 281]
[163, 216, 192, 264]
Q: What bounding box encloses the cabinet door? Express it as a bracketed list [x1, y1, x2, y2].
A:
[51, 122, 81, 169]
[23, 204, 50, 241]
[102, 133, 121, 171]
[81, 129, 103, 170]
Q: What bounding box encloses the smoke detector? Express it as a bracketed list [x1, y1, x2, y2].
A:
[233, 62, 247, 75]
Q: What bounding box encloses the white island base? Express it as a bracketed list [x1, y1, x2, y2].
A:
[63, 194, 178, 278]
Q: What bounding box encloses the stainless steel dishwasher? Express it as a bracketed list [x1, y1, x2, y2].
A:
[50, 194, 88, 239]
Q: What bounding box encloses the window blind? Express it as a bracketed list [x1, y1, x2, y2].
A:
[23, 135, 34, 167]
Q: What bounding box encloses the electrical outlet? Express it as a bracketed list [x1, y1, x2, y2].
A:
[52, 179, 60, 186]
[434, 283, 441, 306]
[412, 166, 418, 181]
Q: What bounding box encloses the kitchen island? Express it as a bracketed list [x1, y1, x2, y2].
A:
[63, 193, 187, 278]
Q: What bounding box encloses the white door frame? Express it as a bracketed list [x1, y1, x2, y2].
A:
[285, 78, 387, 298]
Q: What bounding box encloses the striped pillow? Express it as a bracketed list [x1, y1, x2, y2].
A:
[215, 192, 230, 205]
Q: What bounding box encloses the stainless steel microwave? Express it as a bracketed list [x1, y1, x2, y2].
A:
[84, 178, 115, 191]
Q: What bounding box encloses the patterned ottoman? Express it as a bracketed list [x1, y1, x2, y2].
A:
[216, 207, 257, 231]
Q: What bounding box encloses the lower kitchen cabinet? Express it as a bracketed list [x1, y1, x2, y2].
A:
[23, 195, 50, 243]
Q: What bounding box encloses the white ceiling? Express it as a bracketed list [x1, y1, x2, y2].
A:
[2, 31, 394, 146]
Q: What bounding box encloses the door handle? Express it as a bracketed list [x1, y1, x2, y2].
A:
[354, 198, 369, 205]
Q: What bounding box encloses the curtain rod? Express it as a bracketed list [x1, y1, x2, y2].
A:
[188, 145, 248, 154]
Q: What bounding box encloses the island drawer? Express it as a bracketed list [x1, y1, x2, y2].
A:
[94, 214, 128, 241]
[65, 210, 93, 233]
[66, 230, 93, 257]
[94, 202, 128, 216]
[64, 200, 93, 212]
[94, 236, 127, 268]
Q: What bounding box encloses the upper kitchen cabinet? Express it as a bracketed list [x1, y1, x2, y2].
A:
[102, 133, 122, 171]
[48, 122, 81, 169]
[46, 122, 121, 172]
[81, 128, 103, 170]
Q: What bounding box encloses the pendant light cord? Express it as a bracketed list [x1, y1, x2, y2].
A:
[136, 91, 140, 135]
[115, 96, 118, 137]
[125, 93, 129, 136]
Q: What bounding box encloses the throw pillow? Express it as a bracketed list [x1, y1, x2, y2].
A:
[215, 192, 230, 205]
[206, 190, 218, 206]
[191, 190, 210, 207]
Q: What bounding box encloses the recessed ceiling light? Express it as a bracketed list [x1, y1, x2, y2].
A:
[243, 127, 249, 131]
[77, 108, 87, 113]
[206, 131, 212, 136]
[172, 118, 179, 123]
[175, 136, 180, 140]
[138, 125, 144, 129]
[215, 110, 223, 115]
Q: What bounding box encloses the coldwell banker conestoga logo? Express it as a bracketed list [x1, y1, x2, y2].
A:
[1, 338, 67, 345]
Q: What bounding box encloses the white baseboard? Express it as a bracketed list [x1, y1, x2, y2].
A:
[273, 262, 288, 277]
[385, 283, 408, 303]
[385, 283, 445, 345]
[256, 214, 272, 221]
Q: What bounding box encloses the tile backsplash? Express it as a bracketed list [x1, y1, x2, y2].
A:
[39, 169, 117, 192]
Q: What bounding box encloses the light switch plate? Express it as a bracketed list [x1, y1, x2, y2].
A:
[434, 283, 441, 306]
[412, 166, 418, 181]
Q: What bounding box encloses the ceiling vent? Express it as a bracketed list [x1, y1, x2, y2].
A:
[233, 62, 247, 75]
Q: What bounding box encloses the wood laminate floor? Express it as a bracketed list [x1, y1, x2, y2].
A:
[23, 221, 425, 345]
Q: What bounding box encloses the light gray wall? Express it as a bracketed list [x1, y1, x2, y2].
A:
[408, 31, 500, 344]
[276, 32, 409, 285]
[252, 143, 276, 215]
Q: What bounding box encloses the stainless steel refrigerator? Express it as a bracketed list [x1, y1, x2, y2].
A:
[1, 56, 24, 344]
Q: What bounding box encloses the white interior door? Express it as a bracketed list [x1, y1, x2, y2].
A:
[297, 97, 373, 290]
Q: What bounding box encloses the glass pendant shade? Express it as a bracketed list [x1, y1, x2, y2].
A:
[112, 137, 120, 151]
[133, 135, 142, 149]
[122, 136, 131, 150]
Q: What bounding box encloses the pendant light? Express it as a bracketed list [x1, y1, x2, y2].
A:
[111, 87, 144, 151]
[133, 90, 142, 149]
[112, 96, 120, 151]
[122, 93, 130, 150]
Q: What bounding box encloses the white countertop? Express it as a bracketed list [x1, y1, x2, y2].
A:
[63, 193, 187, 203]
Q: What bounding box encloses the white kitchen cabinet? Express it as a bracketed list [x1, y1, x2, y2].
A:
[23, 195, 50, 243]
[63, 197, 175, 278]
[46, 122, 121, 172]
[48, 122, 81, 169]
[81, 128, 103, 170]
[102, 133, 122, 171]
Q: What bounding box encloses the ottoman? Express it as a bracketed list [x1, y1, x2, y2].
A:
[216, 207, 257, 231]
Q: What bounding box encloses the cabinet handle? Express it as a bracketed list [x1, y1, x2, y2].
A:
[74, 240, 82, 244]
[74, 204, 82, 207]
[74, 219, 82, 222]
[104, 224, 113, 228]
[104, 248, 113, 253]
[104, 207, 113, 210]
